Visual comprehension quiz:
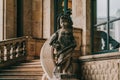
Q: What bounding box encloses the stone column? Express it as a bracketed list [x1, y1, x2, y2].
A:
[43, 0, 54, 38]
[32, 0, 43, 38]
[23, 0, 32, 36]
[0, 0, 3, 40]
[72, 0, 91, 55]
[23, 0, 44, 38]
[4, 0, 17, 39]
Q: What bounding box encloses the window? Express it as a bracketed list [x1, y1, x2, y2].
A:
[92, 0, 120, 53]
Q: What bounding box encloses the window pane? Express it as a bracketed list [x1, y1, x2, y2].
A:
[93, 24, 108, 52]
[97, 0, 107, 24]
[109, 21, 120, 50]
[110, 0, 120, 20]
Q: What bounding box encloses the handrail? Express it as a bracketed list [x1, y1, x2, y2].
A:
[0, 36, 27, 63]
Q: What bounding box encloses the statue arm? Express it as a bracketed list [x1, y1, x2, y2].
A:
[57, 43, 76, 57]
[49, 30, 59, 46]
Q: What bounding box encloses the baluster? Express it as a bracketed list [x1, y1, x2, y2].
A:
[0, 49, 1, 62]
[0, 50, 1, 62]
[16, 42, 20, 57]
[20, 40, 26, 56]
[22, 41, 26, 56]
[20, 41, 23, 55]
[5, 44, 11, 60]
[10, 43, 13, 59]
[13, 42, 17, 59]
[19, 41, 23, 56]
[4, 45, 7, 61]
[18, 42, 21, 57]
[0, 46, 4, 62]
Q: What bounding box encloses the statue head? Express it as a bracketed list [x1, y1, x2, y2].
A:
[57, 9, 73, 29]
[60, 15, 70, 27]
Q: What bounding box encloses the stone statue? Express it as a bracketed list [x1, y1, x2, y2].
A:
[49, 11, 77, 79]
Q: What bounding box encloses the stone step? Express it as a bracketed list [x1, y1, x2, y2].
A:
[8, 65, 42, 69]
[20, 62, 40, 65]
[30, 59, 40, 62]
[1, 68, 43, 72]
[0, 59, 44, 80]
[0, 78, 37, 80]
[0, 72, 44, 76]
[0, 76, 42, 80]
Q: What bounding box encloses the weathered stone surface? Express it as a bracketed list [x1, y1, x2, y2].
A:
[72, 0, 91, 55]
[0, 0, 3, 40]
[79, 52, 120, 80]
[57, 74, 80, 80]
[43, 0, 54, 38]
[23, 0, 32, 36]
[32, 0, 43, 38]
[5, 0, 17, 39]
[43, 0, 51, 38]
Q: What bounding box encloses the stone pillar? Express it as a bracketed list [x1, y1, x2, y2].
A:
[23, 0, 32, 36]
[0, 0, 3, 40]
[32, 0, 43, 38]
[86, 0, 91, 55]
[23, 0, 43, 38]
[43, 0, 54, 38]
[4, 0, 17, 39]
[72, 0, 91, 55]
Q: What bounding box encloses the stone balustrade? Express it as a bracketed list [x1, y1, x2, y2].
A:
[0, 36, 46, 68]
[0, 37, 27, 63]
[79, 51, 120, 80]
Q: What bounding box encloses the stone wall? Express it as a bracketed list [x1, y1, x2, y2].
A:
[72, 28, 83, 58]
[79, 52, 120, 80]
[26, 37, 46, 60]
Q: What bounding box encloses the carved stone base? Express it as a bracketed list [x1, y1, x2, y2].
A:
[53, 73, 80, 80]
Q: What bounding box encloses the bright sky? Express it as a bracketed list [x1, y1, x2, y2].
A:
[97, 0, 120, 18]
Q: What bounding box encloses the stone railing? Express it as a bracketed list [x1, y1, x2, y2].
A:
[79, 51, 120, 80]
[73, 28, 82, 58]
[0, 37, 27, 68]
[0, 36, 46, 68]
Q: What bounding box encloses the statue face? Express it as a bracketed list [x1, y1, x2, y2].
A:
[60, 15, 69, 27]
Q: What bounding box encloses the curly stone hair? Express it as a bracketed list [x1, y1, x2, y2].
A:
[57, 9, 73, 30]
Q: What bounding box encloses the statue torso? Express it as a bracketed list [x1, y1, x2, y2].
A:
[58, 28, 73, 48]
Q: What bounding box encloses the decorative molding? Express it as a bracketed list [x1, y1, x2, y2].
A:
[79, 51, 120, 62]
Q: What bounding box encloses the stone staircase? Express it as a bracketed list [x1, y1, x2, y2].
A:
[0, 59, 44, 80]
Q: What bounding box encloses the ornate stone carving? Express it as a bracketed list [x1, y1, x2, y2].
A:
[49, 11, 79, 79]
